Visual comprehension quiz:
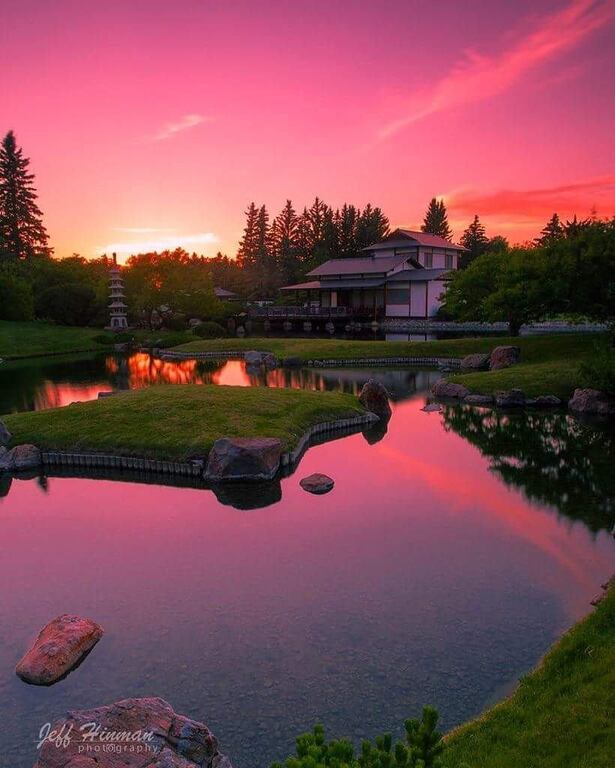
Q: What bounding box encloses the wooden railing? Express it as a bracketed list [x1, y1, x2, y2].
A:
[248, 306, 354, 319]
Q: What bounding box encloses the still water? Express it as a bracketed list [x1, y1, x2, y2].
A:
[0, 354, 613, 768]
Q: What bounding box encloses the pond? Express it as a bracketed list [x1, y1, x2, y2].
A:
[0, 353, 613, 768]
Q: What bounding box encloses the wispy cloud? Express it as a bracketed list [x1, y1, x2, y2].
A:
[379, 0, 615, 139]
[96, 231, 219, 258]
[152, 114, 210, 141]
[447, 175, 615, 218]
[114, 227, 175, 234]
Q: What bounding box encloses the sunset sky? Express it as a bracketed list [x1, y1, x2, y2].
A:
[2, 0, 615, 261]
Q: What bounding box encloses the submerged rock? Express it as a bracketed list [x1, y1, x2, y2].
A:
[489, 345, 521, 370]
[205, 437, 282, 482]
[569, 388, 615, 416]
[0, 419, 11, 445]
[244, 350, 279, 369]
[34, 696, 231, 768]
[532, 395, 562, 408]
[358, 379, 392, 419]
[421, 402, 443, 413]
[0, 444, 41, 472]
[460, 352, 491, 371]
[495, 389, 526, 407]
[300, 473, 335, 494]
[16, 614, 103, 686]
[431, 380, 470, 400]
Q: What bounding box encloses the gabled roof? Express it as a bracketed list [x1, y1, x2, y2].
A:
[279, 280, 321, 291]
[387, 268, 451, 282]
[307, 253, 410, 277]
[363, 228, 466, 251]
[214, 286, 238, 298]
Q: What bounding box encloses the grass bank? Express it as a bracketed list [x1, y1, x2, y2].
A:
[2, 385, 366, 460]
[0, 321, 194, 360]
[174, 334, 604, 400]
[444, 585, 615, 768]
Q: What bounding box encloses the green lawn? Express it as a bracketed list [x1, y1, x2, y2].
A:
[2, 385, 366, 460]
[444, 586, 615, 768]
[0, 321, 195, 359]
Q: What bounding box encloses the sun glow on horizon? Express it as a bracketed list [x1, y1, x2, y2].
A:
[95, 232, 220, 260]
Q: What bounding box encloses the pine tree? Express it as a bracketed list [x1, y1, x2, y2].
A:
[459, 215, 489, 268]
[270, 200, 299, 284]
[338, 203, 359, 258]
[0, 130, 50, 259]
[534, 213, 564, 246]
[421, 198, 452, 240]
[254, 204, 277, 295]
[236, 202, 260, 268]
[356, 204, 390, 249]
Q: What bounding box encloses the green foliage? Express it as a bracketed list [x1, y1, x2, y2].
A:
[421, 198, 451, 240]
[459, 215, 489, 268]
[271, 709, 445, 768]
[579, 342, 615, 395]
[35, 282, 98, 326]
[0, 273, 34, 320]
[192, 320, 229, 338]
[0, 131, 51, 260]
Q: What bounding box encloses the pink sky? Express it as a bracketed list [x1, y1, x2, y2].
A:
[2, 0, 614, 260]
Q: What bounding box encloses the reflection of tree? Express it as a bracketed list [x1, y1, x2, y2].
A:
[442, 406, 615, 533]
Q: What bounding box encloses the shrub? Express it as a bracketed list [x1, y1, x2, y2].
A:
[271, 708, 445, 768]
[579, 343, 615, 395]
[35, 282, 98, 326]
[92, 332, 133, 345]
[0, 274, 34, 320]
[192, 321, 229, 339]
[164, 313, 188, 331]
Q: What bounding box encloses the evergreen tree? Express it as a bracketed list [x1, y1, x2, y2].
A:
[254, 204, 277, 295]
[356, 204, 390, 249]
[236, 202, 260, 268]
[338, 203, 360, 258]
[459, 215, 489, 268]
[421, 197, 452, 240]
[270, 200, 299, 284]
[0, 130, 50, 259]
[534, 213, 564, 246]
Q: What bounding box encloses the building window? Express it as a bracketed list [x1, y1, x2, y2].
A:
[445, 253, 453, 269]
[424, 251, 433, 268]
[386, 287, 410, 305]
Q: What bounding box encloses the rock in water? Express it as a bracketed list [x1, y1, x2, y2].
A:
[421, 403, 442, 413]
[244, 351, 279, 369]
[495, 389, 526, 407]
[460, 353, 491, 371]
[533, 395, 562, 408]
[34, 696, 232, 768]
[569, 388, 615, 416]
[205, 437, 282, 482]
[16, 614, 103, 686]
[0, 419, 11, 446]
[0, 444, 41, 471]
[431, 380, 470, 400]
[464, 394, 494, 405]
[358, 379, 392, 419]
[300, 473, 335, 494]
[489, 345, 521, 370]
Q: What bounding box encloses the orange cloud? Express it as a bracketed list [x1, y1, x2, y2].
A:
[447, 175, 615, 219]
[380, 0, 615, 138]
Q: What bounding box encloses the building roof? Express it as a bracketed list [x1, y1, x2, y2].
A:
[387, 268, 451, 282]
[214, 286, 238, 298]
[307, 253, 409, 277]
[362, 228, 466, 251]
[279, 280, 322, 291]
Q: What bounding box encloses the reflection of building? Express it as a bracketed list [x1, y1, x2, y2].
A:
[106, 252, 129, 330]
[280, 229, 466, 319]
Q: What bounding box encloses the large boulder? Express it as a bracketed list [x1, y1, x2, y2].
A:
[300, 473, 335, 494]
[569, 388, 615, 416]
[205, 437, 282, 482]
[244, 350, 278, 369]
[16, 614, 103, 686]
[34, 696, 231, 768]
[358, 379, 392, 419]
[489, 345, 521, 370]
[460, 353, 491, 371]
[0, 444, 41, 472]
[532, 395, 562, 408]
[495, 389, 526, 407]
[0, 419, 11, 446]
[464, 394, 494, 406]
[431, 380, 470, 400]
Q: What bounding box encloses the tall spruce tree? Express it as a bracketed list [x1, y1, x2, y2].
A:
[236, 202, 260, 268]
[459, 215, 489, 268]
[534, 213, 564, 246]
[356, 203, 389, 249]
[338, 203, 359, 258]
[0, 130, 50, 259]
[421, 197, 452, 240]
[270, 200, 299, 284]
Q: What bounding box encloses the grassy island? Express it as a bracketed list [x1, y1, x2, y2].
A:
[2, 384, 366, 460]
[444, 585, 615, 768]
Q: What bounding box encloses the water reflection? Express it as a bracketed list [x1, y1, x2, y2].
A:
[0, 353, 440, 413]
[442, 405, 615, 533]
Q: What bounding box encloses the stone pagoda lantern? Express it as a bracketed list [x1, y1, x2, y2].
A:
[106, 252, 129, 330]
